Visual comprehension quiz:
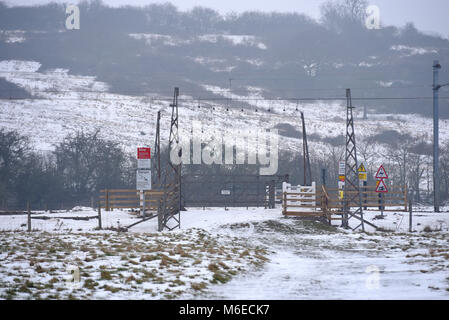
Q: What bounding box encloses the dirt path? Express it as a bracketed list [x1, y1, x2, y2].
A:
[202, 218, 449, 299]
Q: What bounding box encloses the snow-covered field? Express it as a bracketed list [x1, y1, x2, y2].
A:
[0, 206, 448, 300]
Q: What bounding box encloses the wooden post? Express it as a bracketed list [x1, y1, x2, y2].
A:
[282, 192, 287, 215]
[404, 185, 408, 212]
[98, 205, 102, 230]
[409, 200, 413, 232]
[91, 196, 94, 209]
[105, 189, 109, 212]
[27, 201, 31, 232]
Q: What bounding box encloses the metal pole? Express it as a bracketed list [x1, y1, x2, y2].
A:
[142, 191, 146, 218]
[381, 193, 384, 217]
[433, 60, 441, 213]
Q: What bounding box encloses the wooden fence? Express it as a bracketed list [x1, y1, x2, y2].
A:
[99, 189, 166, 212]
[282, 185, 408, 220]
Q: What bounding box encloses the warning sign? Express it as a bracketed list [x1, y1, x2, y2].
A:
[338, 190, 344, 200]
[338, 175, 345, 182]
[358, 163, 366, 173]
[137, 147, 151, 169]
[375, 165, 388, 180]
[137, 147, 151, 159]
[375, 179, 388, 193]
[339, 161, 345, 175]
[136, 169, 151, 190]
[358, 173, 367, 181]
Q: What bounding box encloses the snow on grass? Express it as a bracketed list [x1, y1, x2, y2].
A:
[0, 206, 448, 299]
[0, 225, 270, 300]
[198, 213, 449, 299]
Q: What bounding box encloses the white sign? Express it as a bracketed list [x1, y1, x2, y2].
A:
[221, 190, 231, 195]
[136, 169, 151, 190]
[138, 158, 151, 169]
[375, 179, 388, 193]
[339, 161, 346, 175]
[375, 165, 389, 180]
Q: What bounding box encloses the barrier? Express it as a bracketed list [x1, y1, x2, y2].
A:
[282, 184, 408, 221]
[99, 189, 165, 212]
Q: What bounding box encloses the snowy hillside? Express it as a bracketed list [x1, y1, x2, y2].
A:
[1, 59, 447, 171]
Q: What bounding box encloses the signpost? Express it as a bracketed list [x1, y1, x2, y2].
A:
[137, 147, 151, 169]
[137, 147, 151, 217]
[338, 160, 345, 199]
[375, 165, 389, 217]
[358, 163, 367, 209]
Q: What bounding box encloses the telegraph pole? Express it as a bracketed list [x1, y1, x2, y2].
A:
[433, 60, 441, 213]
[432, 61, 449, 213]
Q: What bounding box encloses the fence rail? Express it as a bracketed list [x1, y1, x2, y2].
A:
[282, 184, 408, 220]
[99, 189, 165, 211]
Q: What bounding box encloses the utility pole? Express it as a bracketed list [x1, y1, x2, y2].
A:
[153, 110, 161, 186]
[300, 111, 312, 186]
[433, 61, 441, 213]
[432, 61, 449, 212]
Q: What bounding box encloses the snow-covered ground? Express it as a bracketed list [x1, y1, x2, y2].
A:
[0, 206, 448, 299]
[1, 59, 448, 164]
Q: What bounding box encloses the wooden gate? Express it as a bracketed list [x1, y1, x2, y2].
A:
[282, 184, 408, 220]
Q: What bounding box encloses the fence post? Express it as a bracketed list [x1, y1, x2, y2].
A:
[105, 189, 109, 212]
[98, 205, 102, 230]
[404, 185, 408, 212]
[282, 192, 287, 215]
[409, 200, 413, 232]
[91, 196, 94, 210]
[27, 201, 31, 232]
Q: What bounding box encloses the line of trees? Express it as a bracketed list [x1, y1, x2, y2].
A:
[2, 127, 449, 210]
[0, 129, 136, 210]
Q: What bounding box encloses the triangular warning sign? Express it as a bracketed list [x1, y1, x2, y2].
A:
[375, 179, 388, 193]
[358, 163, 366, 173]
[375, 165, 388, 179]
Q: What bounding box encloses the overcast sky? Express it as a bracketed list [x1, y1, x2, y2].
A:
[5, 0, 449, 37]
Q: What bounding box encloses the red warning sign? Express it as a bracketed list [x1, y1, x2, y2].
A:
[137, 147, 151, 159]
[375, 165, 388, 180]
[375, 179, 388, 193]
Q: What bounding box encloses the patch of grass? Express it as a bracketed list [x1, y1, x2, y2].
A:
[172, 279, 186, 286]
[208, 263, 219, 272]
[49, 277, 59, 284]
[100, 270, 112, 280]
[103, 285, 121, 293]
[84, 278, 99, 289]
[18, 285, 31, 293]
[160, 254, 178, 267]
[191, 282, 207, 291]
[211, 271, 231, 284]
[240, 250, 250, 257]
[140, 255, 160, 262]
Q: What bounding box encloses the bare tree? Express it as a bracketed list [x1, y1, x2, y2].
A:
[320, 0, 368, 32]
